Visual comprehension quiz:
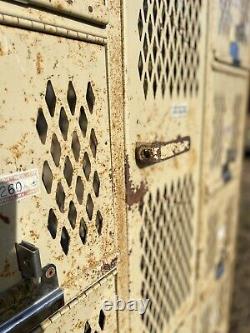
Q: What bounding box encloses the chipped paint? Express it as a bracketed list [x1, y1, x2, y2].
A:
[125, 155, 148, 207]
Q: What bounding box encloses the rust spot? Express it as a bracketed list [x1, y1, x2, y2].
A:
[125, 155, 148, 207]
[10, 133, 28, 159]
[101, 257, 117, 272]
[0, 212, 10, 224]
[36, 52, 43, 74]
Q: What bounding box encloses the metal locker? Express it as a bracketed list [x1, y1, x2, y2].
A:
[0, 1, 123, 330]
[122, 0, 207, 332]
[202, 64, 249, 196]
[209, 0, 250, 67]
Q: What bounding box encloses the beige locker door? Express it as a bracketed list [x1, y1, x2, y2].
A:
[0, 25, 117, 304]
[122, 0, 207, 332]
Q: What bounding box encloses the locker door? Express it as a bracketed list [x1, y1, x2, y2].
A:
[122, 0, 207, 331]
[0, 25, 117, 304]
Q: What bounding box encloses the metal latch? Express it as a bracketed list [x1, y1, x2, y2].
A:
[0, 241, 64, 333]
[135, 136, 191, 167]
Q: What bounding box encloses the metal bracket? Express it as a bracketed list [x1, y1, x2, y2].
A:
[135, 136, 191, 167]
[0, 242, 64, 333]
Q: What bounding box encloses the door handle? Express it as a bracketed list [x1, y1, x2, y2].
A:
[135, 136, 191, 167]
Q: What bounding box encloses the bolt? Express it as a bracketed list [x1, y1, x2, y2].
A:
[45, 266, 56, 279]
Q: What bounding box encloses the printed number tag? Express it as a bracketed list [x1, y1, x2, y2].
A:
[0, 169, 40, 206]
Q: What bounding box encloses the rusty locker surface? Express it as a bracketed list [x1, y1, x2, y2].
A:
[202, 64, 249, 196]
[37, 272, 117, 333]
[10, 0, 108, 26]
[122, 0, 207, 332]
[210, 0, 250, 67]
[0, 24, 117, 304]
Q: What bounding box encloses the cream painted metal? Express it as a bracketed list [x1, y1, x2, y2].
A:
[122, 0, 207, 332]
[37, 272, 117, 333]
[0, 23, 117, 303]
[202, 63, 248, 197]
[210, 0, 250, 67]
[11, 0, 108, 26]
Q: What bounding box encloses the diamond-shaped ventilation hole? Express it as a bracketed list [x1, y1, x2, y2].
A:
[42, 161, 53, 194]
[83, 152, 91, 180]
[59, 107, 69, 141]
[84, 321, 91, 333]
[86, 82, 95, 113]
[96, 211, 103, 236]
[64, 156, 73, 187]
[48, 209, 58, 239]
[45, 80, 56, 117]
[67, 81, 77, 115]
[50, 133, 61, 167]
[71, 131, 80, 162]
[93, 171, 100, 197]
[99, 309, 106, 330]
[86, 194, 94, 221]
[90, 129, 98, 158]
[75, 176, 84, 205]
[36, 108, 48, 144]
[56, 182, 65, 213]
[79, 218, 88, 244]
[60, 226, 70, 255]
[68, 201, 77, 229]
[79, 106, 88, 137]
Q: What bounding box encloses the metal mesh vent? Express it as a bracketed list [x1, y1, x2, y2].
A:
[140, 175, 195, 332]
[210, 95, 225, 169]
[138, 0, 202, 99]
[36, 80, 103, 255]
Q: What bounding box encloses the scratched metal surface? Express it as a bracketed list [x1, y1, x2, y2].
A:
[122, 0, 207, 331]
[0, 24, 117, 304]
[210, 0, 250, 67]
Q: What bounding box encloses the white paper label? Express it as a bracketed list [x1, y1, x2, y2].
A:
[0, 169, 40, 206]
[171, 104, 188, 118]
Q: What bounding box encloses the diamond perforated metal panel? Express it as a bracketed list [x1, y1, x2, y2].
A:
[210, 0, 250, 67]
[140, 175, 195, 332]
[123, 0, 207, 331]
[38, 273, 117, 333]
[137, 0, 202, 99]
[0, 25, 116, 303]
[202, 66, 248, 195]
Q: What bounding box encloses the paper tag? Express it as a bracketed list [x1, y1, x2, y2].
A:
[171, 104, 188, 118]
[0, 169, 40, 206]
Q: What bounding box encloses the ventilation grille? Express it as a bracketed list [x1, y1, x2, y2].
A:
[138, 0, 202, 99]
[140, 175, 195, 332]
[210, 95, 225, 169]
[36, 80, 103, 255]
[83, 309, 106, 333]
